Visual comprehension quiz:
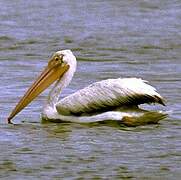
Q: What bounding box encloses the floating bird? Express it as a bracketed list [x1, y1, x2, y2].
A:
[7, 50, 166, 125]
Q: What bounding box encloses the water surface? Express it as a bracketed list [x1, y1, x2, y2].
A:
[0, 0, 181, 179]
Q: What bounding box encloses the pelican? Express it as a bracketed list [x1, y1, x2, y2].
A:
[7, 50, 166, 125]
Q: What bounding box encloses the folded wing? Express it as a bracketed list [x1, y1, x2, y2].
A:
[56, 78, 165, 115]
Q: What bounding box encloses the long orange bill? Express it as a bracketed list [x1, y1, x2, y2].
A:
[7, 62, 69, 123]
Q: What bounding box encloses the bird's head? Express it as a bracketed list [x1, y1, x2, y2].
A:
[7, 49, 76, 123]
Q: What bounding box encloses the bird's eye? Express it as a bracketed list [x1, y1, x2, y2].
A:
[55, 57, 59, 61]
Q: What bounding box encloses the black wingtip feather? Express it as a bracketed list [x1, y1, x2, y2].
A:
[125, 94, 166, 107]
[153, 95, 166, 106]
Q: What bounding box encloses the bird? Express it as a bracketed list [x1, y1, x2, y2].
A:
[7, 49, 166, 125]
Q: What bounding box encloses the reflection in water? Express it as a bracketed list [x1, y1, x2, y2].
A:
[42, 109, 168, 127]
[121, 111, 168, 127]
[0, 0, 180, 179]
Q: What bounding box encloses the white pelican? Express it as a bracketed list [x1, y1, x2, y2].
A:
[7, 50, 166, 125]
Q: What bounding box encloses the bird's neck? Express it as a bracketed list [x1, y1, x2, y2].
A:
[46, 64, 76, 108]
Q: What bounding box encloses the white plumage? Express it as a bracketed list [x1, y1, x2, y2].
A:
[42, 50, 165, 123]
[56, 78, 164, 116]
[7, 49, 166, 125]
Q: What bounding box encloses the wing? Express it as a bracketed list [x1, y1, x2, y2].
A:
[56, 78, 165, 115]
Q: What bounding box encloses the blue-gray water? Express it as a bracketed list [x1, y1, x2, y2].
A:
[0, 0, 181, 179]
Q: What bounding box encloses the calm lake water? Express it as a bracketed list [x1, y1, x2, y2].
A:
[0, 0, 181, 179]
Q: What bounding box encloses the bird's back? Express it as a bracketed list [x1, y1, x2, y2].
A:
[56, 78, 165, 115]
